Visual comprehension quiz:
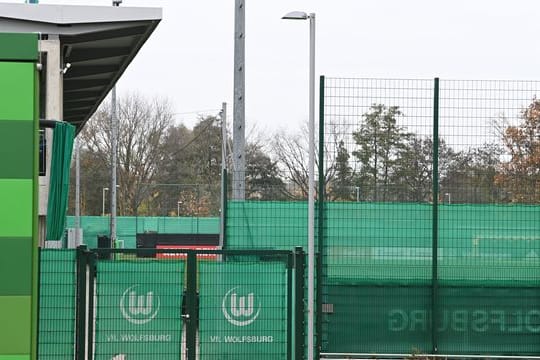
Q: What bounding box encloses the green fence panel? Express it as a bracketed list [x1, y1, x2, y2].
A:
[93, 260, 184, 359]
[438, 204, 540, 285]
[65, 216, 219, 248]
[326, 284, 540, 355]
[199, 261, 288, 359]
[226, 201, 307, 250]
[317, 77, 540, 356]
[38, 249, 76, 359]
[325, 284, 432, 354]
[437, 286, 540, 354]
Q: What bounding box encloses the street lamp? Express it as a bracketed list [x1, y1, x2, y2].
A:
[445, 192, 452, 204]
[282, 10, 316, 360]
[177, 201, 182, 217]
[102, 187, 109, 216]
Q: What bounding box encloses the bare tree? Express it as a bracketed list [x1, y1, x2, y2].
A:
[77, 93, 173, 215]
[271, 122, 341, 200]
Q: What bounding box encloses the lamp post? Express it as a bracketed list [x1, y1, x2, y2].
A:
[282, 11, 316, 360]
[110, 0, 122, 247]
[177, 201, 182, 217]
[102, 187, 109, 216]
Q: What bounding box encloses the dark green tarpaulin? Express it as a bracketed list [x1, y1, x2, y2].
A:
[46, 122, 75, 241]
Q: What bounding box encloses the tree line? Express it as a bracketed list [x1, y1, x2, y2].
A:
[68, 94, 540, 216]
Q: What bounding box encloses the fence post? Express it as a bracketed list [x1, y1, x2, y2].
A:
[86, 251, 97, 360]
[295, 246, 306, 360]
[186, 251, 197, 360]
[287, 252, 294, 360]
[75, 245, 87, 360]
[431, 77, 440, 353]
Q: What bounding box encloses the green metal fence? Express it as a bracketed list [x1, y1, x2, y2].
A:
[319, 77, 540, 356]
[38, 247, 305, 359]
[65, 216, 219, 248]
[38, 250, 77, 359]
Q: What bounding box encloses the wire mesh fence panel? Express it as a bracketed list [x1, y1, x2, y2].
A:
[93, 259, 184, 359]
[38, 249, 77, 359]
[321, 78, 435, 354]
[198, 260, 289, 359]
[319, 77, 540, 356]
[226, 201, 307, 250]
[65, 215, 219, 248]
[437, 80, 540, 354]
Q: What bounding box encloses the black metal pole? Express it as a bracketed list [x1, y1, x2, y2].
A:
[186, 251, 197, 360]
[295, 246, 306, 360]
[75, 245, 87, 360]
[431, 77, 440, 354]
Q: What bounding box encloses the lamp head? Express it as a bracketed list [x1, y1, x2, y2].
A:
[282, 11, 309, 20]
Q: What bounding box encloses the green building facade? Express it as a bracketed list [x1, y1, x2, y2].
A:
[0, 33, 39, 360]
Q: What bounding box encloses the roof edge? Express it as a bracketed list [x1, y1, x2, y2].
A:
[0, 3, 162, 24]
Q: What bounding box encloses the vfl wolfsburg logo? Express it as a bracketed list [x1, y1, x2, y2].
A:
[120, 285, 160, 325]
[222, 287, 261, 327]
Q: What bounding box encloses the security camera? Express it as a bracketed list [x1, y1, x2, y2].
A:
[112, 0, 122, 6]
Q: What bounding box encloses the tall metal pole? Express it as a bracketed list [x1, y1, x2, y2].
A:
[110, 0, 121, 247]
[220, 102, 227, 248]
[110, 83, 118, 247]
[233, 0, 245, 200]
[307, 13, 316, 360]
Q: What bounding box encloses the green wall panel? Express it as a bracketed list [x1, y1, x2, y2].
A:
[0, 180, 32, 237]
[0, 34, 37, 61]
[0, 62, 35, 121]
[0, 35, 38, 360]
[0, 238, 31, 296]
[0, 121, 34, 179]
[0, 296, 31, 354]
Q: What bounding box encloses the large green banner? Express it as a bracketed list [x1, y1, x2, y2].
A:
[326, 284, 540, 355]
[199, 262, 288, 359]
[94, 261, 184, 359]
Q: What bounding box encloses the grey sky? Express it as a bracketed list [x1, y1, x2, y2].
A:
[5, 0, 540, 135]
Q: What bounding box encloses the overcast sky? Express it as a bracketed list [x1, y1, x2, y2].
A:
[5, 0, 540, 135]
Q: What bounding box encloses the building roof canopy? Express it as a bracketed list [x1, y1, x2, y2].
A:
[0, 3, 162, 132]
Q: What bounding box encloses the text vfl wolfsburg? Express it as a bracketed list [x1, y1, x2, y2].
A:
[210, 335, 274, 343]
[106, 334, 172, 342]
